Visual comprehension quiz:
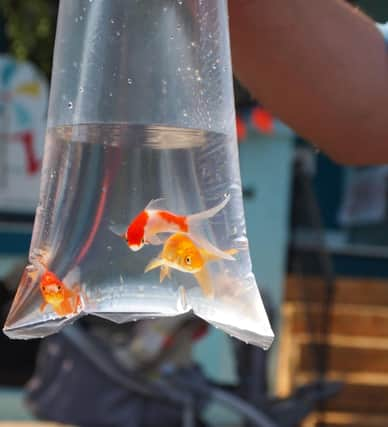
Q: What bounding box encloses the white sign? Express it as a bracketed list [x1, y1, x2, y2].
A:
[0, 55, 48, 213]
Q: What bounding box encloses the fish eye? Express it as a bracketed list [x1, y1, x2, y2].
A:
[57, 285, 61, 291]
[141, 238, 145, 244]
[185, 256, 192, 265]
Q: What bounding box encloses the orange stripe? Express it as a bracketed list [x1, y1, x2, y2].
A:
[158, 211, 188, 232]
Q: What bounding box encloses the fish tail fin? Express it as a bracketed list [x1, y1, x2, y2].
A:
[194, 267, 214, 299]
[144, 257, 164, 274]
[191, 231, 235, 261]
[226, 248, 238, 257]
[187, 194, 230, 226]
[64, 266, 81, 286]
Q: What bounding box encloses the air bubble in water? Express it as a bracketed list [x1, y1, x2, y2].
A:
[127, 78, 133, 85]
[177, 0, 183, 4]
[68, 101, 73, 109]
[79, 87, 84, 93]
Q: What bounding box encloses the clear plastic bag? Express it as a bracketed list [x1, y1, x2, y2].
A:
[4, 0, 274, 349]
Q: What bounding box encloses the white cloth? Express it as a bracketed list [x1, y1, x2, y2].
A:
[377, 22, 388, 42]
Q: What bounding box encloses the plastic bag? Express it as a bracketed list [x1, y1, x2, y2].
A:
[4, 0, 274, 349]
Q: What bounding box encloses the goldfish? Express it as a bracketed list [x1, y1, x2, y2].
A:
[39, 269, 82, 317]
[144, 232, 237, 298]
[110, 195, 233, 259]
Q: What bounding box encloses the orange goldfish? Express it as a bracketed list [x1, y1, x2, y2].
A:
[39, 270, 82, 317]
[144, 233, 237, 298]
[110, 195, 232, 259]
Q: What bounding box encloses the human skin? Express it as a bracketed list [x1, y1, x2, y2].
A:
[228, 0, 388, 165]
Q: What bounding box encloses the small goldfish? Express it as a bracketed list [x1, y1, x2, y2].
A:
[39, 269, 82, 317]
[110, 195, 232, 259]
[144, 233, 237, 298]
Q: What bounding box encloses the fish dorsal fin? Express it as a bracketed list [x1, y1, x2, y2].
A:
[109, 223, 127, 238]
[145, 198, 166, 211]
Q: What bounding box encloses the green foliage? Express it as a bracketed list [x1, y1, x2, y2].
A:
[0, 0, 59, 77]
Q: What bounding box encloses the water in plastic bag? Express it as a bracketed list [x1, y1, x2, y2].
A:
[4, 124, 273, 348]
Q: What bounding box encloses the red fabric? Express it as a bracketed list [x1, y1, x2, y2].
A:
[251, 107, 273, 134]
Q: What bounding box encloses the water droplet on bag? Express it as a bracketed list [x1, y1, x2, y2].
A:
[79, 86, 84, 93]
[177, 0, 183, 5]
[127, 78, 133, 85]
[116, 31, 121, 37]
[68, 101, 73, 109]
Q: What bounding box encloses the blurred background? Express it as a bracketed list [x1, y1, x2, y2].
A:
[1, 1, 388, 426]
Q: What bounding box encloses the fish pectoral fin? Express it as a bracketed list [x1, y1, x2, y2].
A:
[194, 268, 214, 299]
[160, 265, 171, 283]
[144, 257, 164, 273]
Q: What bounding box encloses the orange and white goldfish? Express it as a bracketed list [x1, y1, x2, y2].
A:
[144, 232, 237, 298]
[39, 270, 82, 317]
[110, 195, 232, 259]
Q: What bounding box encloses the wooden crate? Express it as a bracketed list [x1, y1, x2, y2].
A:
[278, 275, 388, 426]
